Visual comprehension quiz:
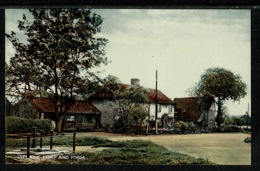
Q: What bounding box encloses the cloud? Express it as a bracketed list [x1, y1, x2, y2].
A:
[5, 8, 251, 115]
[99, 9, 250, 115]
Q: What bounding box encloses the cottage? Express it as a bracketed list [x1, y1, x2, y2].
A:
[89, 79, 174, 127]
[13, 97, 101, 131]
[173, 97, 216, 129]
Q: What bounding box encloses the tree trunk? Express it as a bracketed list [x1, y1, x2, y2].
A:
[56, 115, 64, 133]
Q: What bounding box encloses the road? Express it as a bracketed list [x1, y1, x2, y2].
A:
[76, 132, 251, 165]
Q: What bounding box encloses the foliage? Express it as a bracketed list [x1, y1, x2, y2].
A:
[224, 114, 250, 127]
[240, 114, 251, 125]
[113, 85, 149, 133]
[114, 105, 148, 134]
[6, 8, 108, 132]
[244, 137, 251, 143]
[101, 75, 124, 92]
[6, 116, 52, 134]
[186, 123, 200, 133]
[6, 138, 27, 147]
[233, 116, 246, 126]
[188, 67, 247, 126]
[223, 115, 235, 125]
[148, 118, 156, 128]
[212, 125, 240, 133]
[174, 121, 188, 134]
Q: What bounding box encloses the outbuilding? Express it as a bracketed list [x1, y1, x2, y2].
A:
[13, 97, 101, 131]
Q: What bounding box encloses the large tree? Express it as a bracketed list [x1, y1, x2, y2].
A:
[101, 75, 149, 133]
[188, 67, 247, 126]
[6, 8, 108, 132]
[114, 85, 149, 133]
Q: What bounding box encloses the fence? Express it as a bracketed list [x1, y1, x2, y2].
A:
[6, 130, 77, 158]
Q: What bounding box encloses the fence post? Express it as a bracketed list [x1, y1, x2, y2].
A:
[27, 135, 30, 158]
[50, 131, 53, 150]
[32, 126, 36, 148]
[73, 133, 76, 152]
[40, 130, 43, 148]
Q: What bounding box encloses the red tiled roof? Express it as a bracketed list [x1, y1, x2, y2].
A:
[29, 98, 100, 114]
[146, 88, 173, 104]
[90, 84, 173, 104]
[173, 97, 214, 122]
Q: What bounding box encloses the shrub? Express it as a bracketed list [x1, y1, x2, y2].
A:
[6, 116, 52, 134]
[113, 105, 147, 134]
[186, 124, 199, 132]
[149, 119, 156, 128]
[212, 125, 240, 133]
[174, 121, 188, 134]
[244, 137, 251, 143]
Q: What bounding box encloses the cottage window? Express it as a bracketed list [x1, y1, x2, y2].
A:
[169, 105, 172, 113]
[157, 104, 161, 112]
[64, 115, 75, 122]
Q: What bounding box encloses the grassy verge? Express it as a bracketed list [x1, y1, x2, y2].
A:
[6, 137, 213, 165]
[53, 140, 213, 165]
[6, 136, 112, 147]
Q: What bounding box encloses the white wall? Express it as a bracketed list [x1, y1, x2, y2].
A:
[144, 103, 174, 119]
[92, 100, 119, 126]
[92, 100, 174, 126]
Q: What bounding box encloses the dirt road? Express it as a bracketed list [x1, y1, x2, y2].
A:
[76, 132, 251, 165]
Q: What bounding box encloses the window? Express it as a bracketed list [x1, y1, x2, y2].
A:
[157, 104, 161, 112]
[64, 115, 75, 122]
[169, 105, 172, 113]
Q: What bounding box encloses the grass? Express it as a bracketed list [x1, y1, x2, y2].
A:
[6, 136, 112, 147]
[6, 136, 214, 165]
[59, 140, 213, 165]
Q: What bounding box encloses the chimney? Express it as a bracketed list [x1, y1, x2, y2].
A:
[131, 78, 140, 86]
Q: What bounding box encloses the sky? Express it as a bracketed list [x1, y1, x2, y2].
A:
[5, 9, 251, 116]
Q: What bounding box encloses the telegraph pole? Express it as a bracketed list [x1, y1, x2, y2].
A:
[155, 70, 158, 135]
[247, 103, 249, 130]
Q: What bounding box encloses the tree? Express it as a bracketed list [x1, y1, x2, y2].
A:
[6, 8, 108, 132]
[188, 67, 247, 126]
[114, 85, 149, 133]
[223, 115, 235, 125]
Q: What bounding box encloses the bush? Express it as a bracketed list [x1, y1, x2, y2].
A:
[6, 116, 52, 134]
[113, 105, 147, 134]
[244, 137, 251, 143]
[186, 122, 200, 133]
[212, 125, 240, 133]
[174, 121, 188, 134]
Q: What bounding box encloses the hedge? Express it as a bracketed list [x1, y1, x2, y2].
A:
[6, 116, 52, 134]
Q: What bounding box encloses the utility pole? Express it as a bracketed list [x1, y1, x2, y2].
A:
[155, 70, 158, 135]
[247, 103, 249, 130]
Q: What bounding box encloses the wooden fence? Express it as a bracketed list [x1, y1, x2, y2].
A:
[7, 131, 77, 158]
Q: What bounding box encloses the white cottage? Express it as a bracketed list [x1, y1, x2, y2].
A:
[89, 79, 174, 127]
